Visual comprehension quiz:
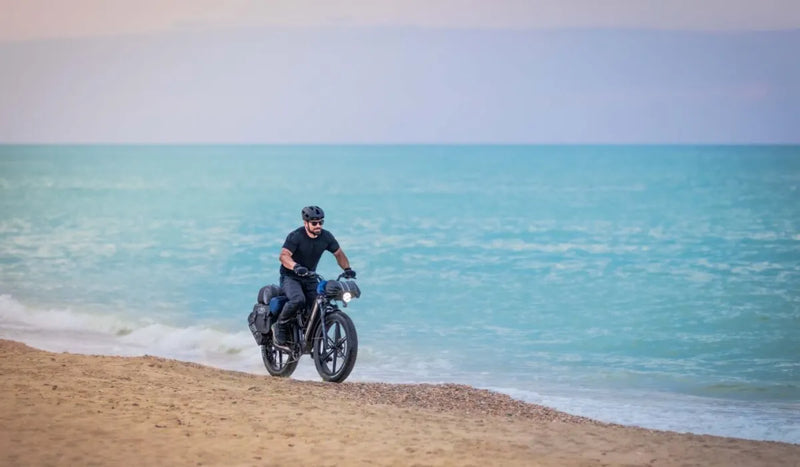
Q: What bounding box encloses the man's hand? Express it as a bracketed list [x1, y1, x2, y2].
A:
[343, 268, 356, 279]
[293, 264, 309, 277]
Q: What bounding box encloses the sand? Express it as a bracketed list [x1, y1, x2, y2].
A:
[1, 339, 797, 466]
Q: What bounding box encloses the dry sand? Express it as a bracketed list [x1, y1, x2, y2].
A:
[1, 339, 797, 466]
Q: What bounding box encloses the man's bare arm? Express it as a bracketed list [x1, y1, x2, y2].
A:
[332, 248, 350, 270]
[279, 248, 297, 270]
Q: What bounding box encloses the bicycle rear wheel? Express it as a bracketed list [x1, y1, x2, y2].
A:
[261, 336, 298, 378]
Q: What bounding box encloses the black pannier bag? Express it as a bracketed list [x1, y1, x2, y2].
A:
[247, 304, 272, 345]
[323, 280, 361, 301]
[248, 284, 285, 345]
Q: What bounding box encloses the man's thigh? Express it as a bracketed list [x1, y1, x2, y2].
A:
[282, 277, 305, 301]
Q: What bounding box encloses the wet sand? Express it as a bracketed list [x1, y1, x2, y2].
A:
[1, 339, 797, 466]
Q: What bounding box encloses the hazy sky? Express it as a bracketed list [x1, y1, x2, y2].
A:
[1, 0, 799, 143]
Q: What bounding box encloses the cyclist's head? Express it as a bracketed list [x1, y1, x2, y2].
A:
[302, 206, 325, 237]
[301, 205, 325, 222]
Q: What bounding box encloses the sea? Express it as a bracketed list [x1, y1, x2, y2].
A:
[1, 144, 798, 443]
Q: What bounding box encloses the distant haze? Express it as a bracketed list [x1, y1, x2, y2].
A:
[4, 0, 800, 40]
[1, 0, 798, 143]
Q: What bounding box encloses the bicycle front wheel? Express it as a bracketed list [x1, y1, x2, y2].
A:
[312, 310, 358, 383]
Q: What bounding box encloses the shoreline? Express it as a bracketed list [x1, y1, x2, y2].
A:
[1, 338, 797, 466]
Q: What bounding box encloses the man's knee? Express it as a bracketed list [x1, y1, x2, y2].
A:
[288, 293, 305, 308]
[280, 294, 304, 319]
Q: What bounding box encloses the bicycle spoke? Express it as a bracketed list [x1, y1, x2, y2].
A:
[320, 346, 335, 361]
[270, 345, 291, 369]
[320, 338, 343, 362]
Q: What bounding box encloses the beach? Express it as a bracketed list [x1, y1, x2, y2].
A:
[1, 339, 797, 466]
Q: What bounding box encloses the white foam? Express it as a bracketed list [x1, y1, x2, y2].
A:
[483, 384, 800, 444]
[0, 294, 263, 373]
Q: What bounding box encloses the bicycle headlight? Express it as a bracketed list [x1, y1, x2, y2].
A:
[325, 280, 361, 302]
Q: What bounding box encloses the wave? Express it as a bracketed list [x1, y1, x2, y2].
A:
[0, 294, 267, 374]
[487, 384, 800, 443]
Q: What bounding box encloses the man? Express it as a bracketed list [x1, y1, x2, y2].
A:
[273, 205, 356, 346]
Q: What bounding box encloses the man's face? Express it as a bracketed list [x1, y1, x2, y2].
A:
[305, 218, 324, 236]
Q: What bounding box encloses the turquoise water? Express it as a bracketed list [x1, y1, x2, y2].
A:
[1, 145, 798, 442]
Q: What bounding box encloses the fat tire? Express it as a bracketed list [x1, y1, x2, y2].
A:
[261, 337, 298, 378]
[312, 310, 358, 383]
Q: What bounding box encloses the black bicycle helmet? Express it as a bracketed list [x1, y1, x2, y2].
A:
[301, 205, 325, 221]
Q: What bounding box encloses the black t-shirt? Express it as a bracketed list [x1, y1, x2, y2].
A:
[280, 227, 340, 277]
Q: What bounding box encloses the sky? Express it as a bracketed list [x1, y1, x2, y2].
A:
[1, 0, 799, 144]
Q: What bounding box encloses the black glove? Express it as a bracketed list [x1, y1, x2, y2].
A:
[293, 264, 309, 277]
[343, 268, 356, 279]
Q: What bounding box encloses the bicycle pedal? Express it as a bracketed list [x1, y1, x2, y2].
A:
[272, 342, 292, 353]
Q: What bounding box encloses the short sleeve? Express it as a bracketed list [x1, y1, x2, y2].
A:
[282, 231, 299, 252]
[326, 231, 340, 253]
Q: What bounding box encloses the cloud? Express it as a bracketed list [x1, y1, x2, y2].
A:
[2, 0, 799, 42]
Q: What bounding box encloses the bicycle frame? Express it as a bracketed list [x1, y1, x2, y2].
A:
[294, 290, 335, 356]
